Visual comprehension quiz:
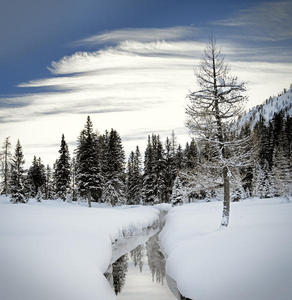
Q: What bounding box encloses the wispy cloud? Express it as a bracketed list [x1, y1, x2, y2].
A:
[214, 1, 292, 41]
[75, 26, 199, 46]
[1, 24, 292, 165]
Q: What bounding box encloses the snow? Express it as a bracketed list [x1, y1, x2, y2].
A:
[160, 197, 292, 300]
[239, 86, 292, 130]
[0, 196, 160, 300]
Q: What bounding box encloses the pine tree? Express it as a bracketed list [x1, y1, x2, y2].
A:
[164, 137, 177, 202]
[273, 147, 292, 198]
[239, 125, 253, 197]
[106, 129, 125, 181]
[186, 39, 247, 227]
[152, 135, 167, 203]
[142, 136, 156, 204]
[76, 116, 103, 206]
[185, 138, 198, 169]
[171, 175, 185, 206]
[70, 157, 78, 201]
[0, 137, 12, 195]
[44, 165, 53, 199]
[10, 140, 26, 203]
[27, 156, 46, 198]
[55, 134, 71, 201]
[101, 129, 126, 206]
[175, 144, 184, 171]
[127, 146, 142, 205]
[253, 160, 275, 198]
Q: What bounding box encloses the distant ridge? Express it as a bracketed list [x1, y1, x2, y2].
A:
[239, 85, 292, 129]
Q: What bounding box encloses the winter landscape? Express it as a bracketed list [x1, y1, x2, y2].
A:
[1, 1, 292, 300]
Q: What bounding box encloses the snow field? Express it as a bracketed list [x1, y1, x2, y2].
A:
[0, 197, 160, 300]
[160, 197, 292, 300]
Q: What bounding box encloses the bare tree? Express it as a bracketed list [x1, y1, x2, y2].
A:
[186, 39, 247, 227]
[0, 137, 12, 195]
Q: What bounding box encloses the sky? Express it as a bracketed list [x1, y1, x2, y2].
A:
[1, 0, 292, 166]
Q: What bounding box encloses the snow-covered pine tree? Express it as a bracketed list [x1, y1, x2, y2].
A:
[175, 144, 184, 171]
[44, 165, 53, 199]
[70, 157, 78, 201]
[99, 130, 109, 177]
[126, 146, 142, 205]
[164, 137, 177, 202]
[273, 146, 292, 198]
[55, 134, 71, 201]
[186, 39, 248, 227]
[27, 156, 46, 199]
[239, 124, 253, 197]
[253, 160, 275, 198]
[76, 116, 103, 206]
[184, 138, 199, 169]
[10, 140, 26, 203]
[171, 175, 185, 206]
[51, 159, 58, 199]
[152, 135, 167, 203]
[142, 136, 156, 204]
[0, 137, 12, 195]
[101, 129, 126, 206]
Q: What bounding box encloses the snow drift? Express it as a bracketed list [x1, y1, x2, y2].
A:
[0, 197, 160, 300]
[160, 198, 292, 300]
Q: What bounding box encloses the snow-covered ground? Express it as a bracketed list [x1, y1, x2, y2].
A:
[160, 197, 292, 300]
[0, 197, 160, 300]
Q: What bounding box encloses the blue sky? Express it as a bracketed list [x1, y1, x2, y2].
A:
[1, 0, 292, 165]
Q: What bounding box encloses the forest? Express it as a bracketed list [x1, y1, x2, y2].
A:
[1, 85, 291, 207]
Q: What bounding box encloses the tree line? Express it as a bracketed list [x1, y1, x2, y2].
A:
[1, 99, 291, 208]
[0, 117, 199, 205]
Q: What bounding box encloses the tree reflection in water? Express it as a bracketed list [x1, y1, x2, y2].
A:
[130, 244, 144, 272]
[112, 254, 128, 295]
[146, 234, 166, 284]
[111, 233, 166, 295]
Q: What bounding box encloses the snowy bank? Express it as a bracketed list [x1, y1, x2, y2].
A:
[0, 197, 160, 300]
[160, 198, 292, 300]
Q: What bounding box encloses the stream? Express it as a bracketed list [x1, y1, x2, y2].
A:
[105, 210, 178, 299]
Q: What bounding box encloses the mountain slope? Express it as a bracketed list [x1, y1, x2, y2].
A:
[239, 85, 292, 129]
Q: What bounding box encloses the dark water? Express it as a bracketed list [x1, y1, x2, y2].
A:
[107, 233, 176, 299]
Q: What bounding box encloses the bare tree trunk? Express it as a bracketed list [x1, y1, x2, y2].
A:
[88, 191, 92, 208]
[221, 167, 230, 226]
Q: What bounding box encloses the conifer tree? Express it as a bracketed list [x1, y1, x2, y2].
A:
[175, 144, 184, 171]
[164, 137, 177, 202]
[70, 157, 78, 201]
[171, 175, 185, 206]
[44, 165, 53, 199]
[185, 138, 198, 169]
[10, 140, 26, 203]
[55, 134, 71, 201]
[152, 135, 167, 203]
[0, 137, 12, 195]
[273, 147, 292, 198]
[142, 136, 156, 204]
[76, 116, 103, 206]
[127, 146, 142, 204]
[101, 129, 126, 206]
[27, 156, 46, 198]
